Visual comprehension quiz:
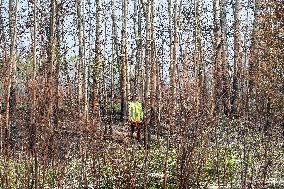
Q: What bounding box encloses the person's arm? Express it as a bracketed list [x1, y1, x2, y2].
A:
[138, 102, 144, 122]
[129, 102, 134, 122]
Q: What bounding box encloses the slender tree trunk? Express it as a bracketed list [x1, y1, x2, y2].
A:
[29, 3, 39, 186]
[47, 0, 57, 122]
[0, 0, 6, 62]
[149, 0, 157, 136]
[120, 0, 128, 122]
[248, 1, 259, 117]
[142, 1, 152, 188]
[27, 0, 38, 161]
[82, 1, 88, 123]
[0, 0, 4, 154]
[182, 38, 190, 109]
[168, 0, 177, 131]
[53, 0, 62, 129]
[163, 0, 176, 186]
[46, 0, 57, 162]
[212, 0, 222, 115]
[86, 0, 92, 126]
[31, 0, 37, 139]
[156, 49, 162, 142]
[134, 0, 143, 97]
[138, 1, 143, 99]
[242, 0, 251, 117]
[92, 0, 101, 125]
[220, 0, 230, 116]
[110, 0, 117, 132]
[102, 9, 108, 133]
[76, 0, 87, 120]
[5, 0, 18, 152]
[133, 0, 138, 94]
[231, 0, 241, 116]
[193, 0, 202, 115]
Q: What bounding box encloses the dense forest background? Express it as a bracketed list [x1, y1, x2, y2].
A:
[0, 0, 283, 188]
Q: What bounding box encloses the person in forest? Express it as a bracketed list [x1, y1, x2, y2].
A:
[129, 94, 144, 142]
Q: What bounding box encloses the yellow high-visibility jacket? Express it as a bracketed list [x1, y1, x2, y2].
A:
[129, 101, 144, 122]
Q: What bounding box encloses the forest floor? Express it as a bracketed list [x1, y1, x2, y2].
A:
[1, 109, 284, 188]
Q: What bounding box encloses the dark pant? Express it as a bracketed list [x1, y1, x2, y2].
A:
[130, 122, 142, 141]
